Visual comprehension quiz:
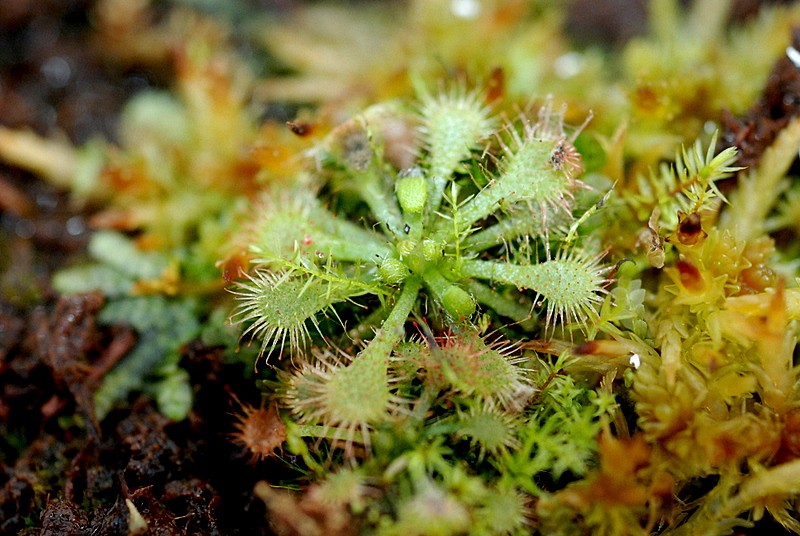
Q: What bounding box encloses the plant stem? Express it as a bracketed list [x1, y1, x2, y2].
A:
[461, 258, 550, 289]
[465, 280, 537, 329]
[434, 179, 509, 240]
[462, 207, 549, 251]
[361, 276, 422, 366]
[428, 173, 449, 223]
[355, 168, 405, 239]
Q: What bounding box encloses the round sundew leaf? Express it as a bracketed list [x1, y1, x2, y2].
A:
[231, 270, 363, 361]
[461, 251, 607, 330]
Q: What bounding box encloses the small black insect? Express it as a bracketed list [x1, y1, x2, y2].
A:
[550, 143, 567, 170]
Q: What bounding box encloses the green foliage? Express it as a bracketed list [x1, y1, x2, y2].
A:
[95, 295, 201, 419]
[626, 133, 741, 230]
[232, 2, 800, 532]
[53, 231, 170, 297]
[505, 371, 613, 488]
[53, 231, 204, 420]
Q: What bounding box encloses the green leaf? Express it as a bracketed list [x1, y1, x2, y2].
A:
[52, 264, 133, 296]
[88, 231, 170, 281]
[94, 296, 201, 419]
[150, 367, 193, 421]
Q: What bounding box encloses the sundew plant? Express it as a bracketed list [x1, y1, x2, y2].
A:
[230, 88, 616, 534]
[7, 0, 800, 534]
[234, 88, 605, 420]
[234, 92, 606, 358]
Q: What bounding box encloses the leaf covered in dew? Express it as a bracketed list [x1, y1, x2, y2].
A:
[230, 269, 367, 362]
[419, 85, 497, 179]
